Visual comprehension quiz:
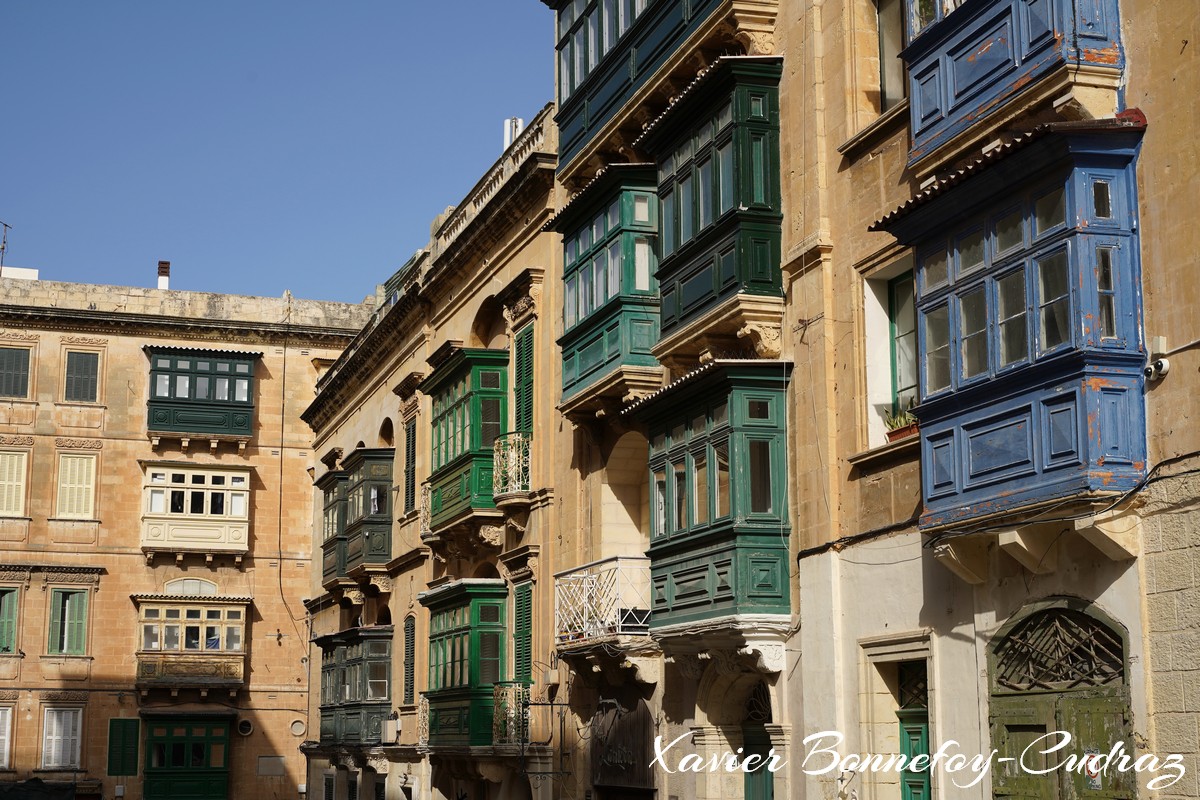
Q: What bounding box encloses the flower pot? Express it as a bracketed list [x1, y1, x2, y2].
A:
[886, 422, 919, 442]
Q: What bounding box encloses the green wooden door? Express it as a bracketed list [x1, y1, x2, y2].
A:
[144, 717, 231, 800]
[1057, 693, 1134, 800]
[743, 725, 774, 800]
[897, 708, 930, 800]
[991, 696, 1055, 800]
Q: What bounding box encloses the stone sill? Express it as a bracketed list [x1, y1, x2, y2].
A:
[847, 434, 920, 471]
[837, 100, 910, 160]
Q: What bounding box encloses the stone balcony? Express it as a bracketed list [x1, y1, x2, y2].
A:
[141, 516, 249, 566]
[136, 652, 245, 696]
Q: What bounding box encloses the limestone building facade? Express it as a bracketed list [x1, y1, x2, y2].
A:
[0, 273, 370, 799]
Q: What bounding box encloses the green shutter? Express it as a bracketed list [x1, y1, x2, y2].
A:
[0, 590, 15, 653]
[514, 326, 534, 434]
[403, 615, 416, 704]
[65, 351, 100, 403]
[514, 583, 532, 684]
[0, 348, 30, 399]
[404, 419, 417, 513]
[107, 718, 140, 776]
[58, 590, 87, 654]
[48, 590, 64, 654]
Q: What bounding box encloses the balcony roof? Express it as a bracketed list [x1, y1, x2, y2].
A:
[132, 593, 253, 604]
[871, 109, 1148, 232]
[143, 344, 263, 357]
[621, 358, 791, 416]
[542, 163, 655, 233]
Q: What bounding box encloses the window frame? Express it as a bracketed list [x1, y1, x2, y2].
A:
[42, 706, 83, 770]
[138, 601, 246, 654]
[0, 449, 29, 518]
[147, 352, 255, 406]
[0, 346, 32, 400]
[63, 348, 102, 404]
[657, 100, 738, 255]
[555, 0, 651, 103]
[144, 464, 250, 523]
[47, 588, 89, 656]
[0, 588, 17, 655]
[0, 705, 11, 769]
[55, 451, 97, 520]
[876, 0, 908, 113]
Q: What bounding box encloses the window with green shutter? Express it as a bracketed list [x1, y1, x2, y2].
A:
[0, 589, 17, 654]
[48, 589, 88, 655]
[514, 326, 534, 434]
[403, 419, 417, 514]
[64, 351, 100, 403]
[513, 583, 532, 684]
[0, 348, 30, 399]
[107, 718, 140, 776]
[403, 615, 415, 705]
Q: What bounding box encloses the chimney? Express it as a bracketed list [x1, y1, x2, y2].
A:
[503, 117, 525, 150]
[157, 261, 170, 290]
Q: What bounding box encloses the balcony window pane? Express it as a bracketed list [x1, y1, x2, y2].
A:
[751, 135, 766, 204]
[1039, 251, 1071, 351]
[214, 377, 229, 400]
[718, 142, 734, 213]
[170, 491, 185, 514]
[1093, 182, 1112, 218]
[209, 492, 225, 515]
[143, 624, 161, 650]
[653, 469, 666, 536]
[698, 159, 712, 229]
[748, 440, 773, 514]
[679, 175, 694, 242]
[594, 253, 608, 309]
[634, 238, 651, 290]
[367, 661, 389, 699]
[1035, 187, 1066, 235]
[996, 208, 1023, 254]
[608, 241, 622, 297]
[195, 376, 209, 400]
[144, 608, 160, 619]
[714, 442, 730, 518]
[205, 626, 221, 650]
[190, 491, 205, 514]
[914, 0, 937, 32]
[565, 276, 578, 327]
[226, 626, 241, 651]
[959, 230, 985, 275]
[580, 261, 594, 318]
[693, 453, 708, 526]
[960, 287, 988, 378]
[662, 190, 676, 256]
[150, 489, 165, 514]
[481, 398, 502, 448]
[186, 609, 201, 619]
[924, 248, 948, 289]
[235, 363, 250, 374]
[924, 305, 951, 393]
[672, 462, 687, 531]
[175, 375, 190, 398]
[634, 195, 650, 223]
[479, 631, 500, 684]
[234, 379, 249, 402]
[998, 268, 1028, 366]
[216, 362, 230, 372]
[164, 625, 180, 650]
[165, 609, 180, 619]
[1097, 247, 1116, 339]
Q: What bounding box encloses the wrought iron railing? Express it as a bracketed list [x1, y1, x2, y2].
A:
[554, 555, 652, 644]
[417, 694, 429, 747]
[419, 482, 432, 539]
[493, 432, 531, 498]
[492, 681, 530, 745]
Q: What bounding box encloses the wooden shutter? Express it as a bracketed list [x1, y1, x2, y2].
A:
[0, 348, 30, 399]
[64, 351, 100, 403]
[49, 590, 86, 655]
[0, 451, 26, 517]
[513, 583, 533, 683]
[43, 708, 81, 768]
[57, 454, 96, 518]
[0, 590, 16, 654]
[0, 707, 10, 769]
[403, 615, 416, 704]
[514, 326, 534, 433]
[107, 718, 139, 776]
[404, 419, 417, 513]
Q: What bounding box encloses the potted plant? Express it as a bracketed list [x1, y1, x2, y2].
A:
[884, 404, 919, 442]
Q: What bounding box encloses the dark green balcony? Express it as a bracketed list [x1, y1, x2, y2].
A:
[317, 626, 392, 745]
[317, 470, 349, 587]
[146, 348, 258, 438]
[341, 448, 394, 572]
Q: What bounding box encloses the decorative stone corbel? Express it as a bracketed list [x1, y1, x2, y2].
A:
[740, 642, 786, 674]
[932, 539, 988, 585]
[671, 653, 707, 680]
[998, 525, 1059, 574]
[736, 321, 783, 358]
[1075, 509, 1141, 561]
[342, 589, 366, 606]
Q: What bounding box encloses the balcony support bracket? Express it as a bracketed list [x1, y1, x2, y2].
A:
[999, 525, 1059, 574]
[932, 539, 988, 585]
[1075, 510, 1141, 561]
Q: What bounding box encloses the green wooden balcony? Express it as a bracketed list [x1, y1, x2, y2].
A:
[146, 348, 258, 440]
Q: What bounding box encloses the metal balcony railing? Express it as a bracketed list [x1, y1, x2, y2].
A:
[493, 432, 531, 499]
[492, 681, 530, 745]
[554, 555, 652, 644]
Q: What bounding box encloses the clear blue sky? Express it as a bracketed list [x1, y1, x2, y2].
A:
[0, 2, 553, 304]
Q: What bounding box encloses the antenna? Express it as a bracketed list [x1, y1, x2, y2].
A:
[0, 220, 9, 271]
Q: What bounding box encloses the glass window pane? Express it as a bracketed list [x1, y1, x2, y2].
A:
[679, 175, 694, 242]
[1097, 247, 1116, 339]
[205, 626, 221, 650]
[175, 375, 190, 398]
[672, 463, 687, 531]
[634, 238, 651, 291]
[958, 230, 985, 274]
[1039, 251, 1071, 350]
[634, 195, 649, 223]
[190, 491, 205, 514]
[924, 305, 951, 393]
[214, 377, 229, 400]
[748, 440, 773, 514]
[608, 241, 622, 297]
[1093, 182, 1112, 218]
[662, 190, 676, 255]
[714, 442, 730, 518]
[143, 624, 160, 650]
[163, 625, 180, 650]
[998, 269, 1028, 367]
[230, 493, 246, 517]
[995, 208, 1023, 254]
[155, 374, 170, 397]
[960, 287, 988, 378]
[1036, 187, 1066, 234]
[234, 379, 249, 402]
[924, 249, 948, 289]
[170, 490, 185, 514]
[210, 492, 225, 515]
[697, 159, 712, 229]
[653, 470, 666, 536]
[226, 626, 242, 652]
[693, 453, 708, 526]
[195, 376, 209, 400]
[718, 143, 734, 213]
[150, 489, 165, 514]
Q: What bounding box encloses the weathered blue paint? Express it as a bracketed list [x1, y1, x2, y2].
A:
[903, 0, 1124, 166]
[879, 125, 1147, 528]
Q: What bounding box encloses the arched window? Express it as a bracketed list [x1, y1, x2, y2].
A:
[164, 578, 217, 596]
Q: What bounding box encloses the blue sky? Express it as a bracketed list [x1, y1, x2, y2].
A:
[0, 2, 553, 304]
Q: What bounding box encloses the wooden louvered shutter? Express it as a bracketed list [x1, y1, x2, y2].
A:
[65, 591, 87, 654]
[107, 718, 139, 776]
[514, 326, 534, 434]
[403, 419, 417, 514]
[0, 451, 27, 517]
[513, 583, 532, 684]
[57, 454, 95, 519]
[0, 348, 30, 399]
[403, 615, 416, 704]
[0, 707, 10, 769]
[0, 590, 16, 654]
[64, 351, 100, 403]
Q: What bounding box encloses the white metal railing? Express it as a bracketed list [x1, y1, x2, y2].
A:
[554, 555, 652, 644]
[417, 694, 429, 747]
[493, 432, 531, 498]
[492, 681, 530, 745]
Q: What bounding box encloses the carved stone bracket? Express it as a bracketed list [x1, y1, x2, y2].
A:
[498, 544, 540, 585]
[392, 371, 426, 404]
[671, 653, 706, 680]
[478, 524, 506, 550]
[342, 589, 365, 606]
[54, 437, 103, 450]
[740, 641, 786, 673]
[368, 575, 393, 595]
[736, 321, 783, 358]
[365, 753, 390, 775]
[725, 0, 779, 55]
[320, 447, 343, 471]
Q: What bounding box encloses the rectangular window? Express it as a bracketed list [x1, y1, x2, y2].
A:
[672, 462, 687, 531]
[0, 589, 16, 654]
[0, 707, 10, 769]
[608, 240, 622, 298]
[48, 589, 87, 655]
[714, 441, 730, 518]
[64, 351, 100, 403]
[514, 326, 535, 434]
[692, 452, 708, 526]
[1096, 247, 1117, 340]
[1038, 251, 1071, 351]
[679, 175, 694, 242]
[877, 0, 905, 111]
[43, 708, 82, 769]
[697, 158, 713, 229]
[143, 466, 249, 521]
[0, 348, 30, 399]
[403, 616, 416, 705]
[959, 287, 988, 379]
[565, 275, 578, 328]
[924, 305, 951, 393]
[513, 583, 533, 684]
[0, 451, 27, 517]
[108, 718, 140, 777]
[748, 440, 773, 514]
[662, 190, 676, 256]
[652, 469, 666, 536]
[634, 238, 652, 291]
[889, 274, 918, 412]
[404, 419, 417, 513]
[997, 269, 1028, 366]
[56, 453, 96, 519]
[717, 142, 734, 214]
